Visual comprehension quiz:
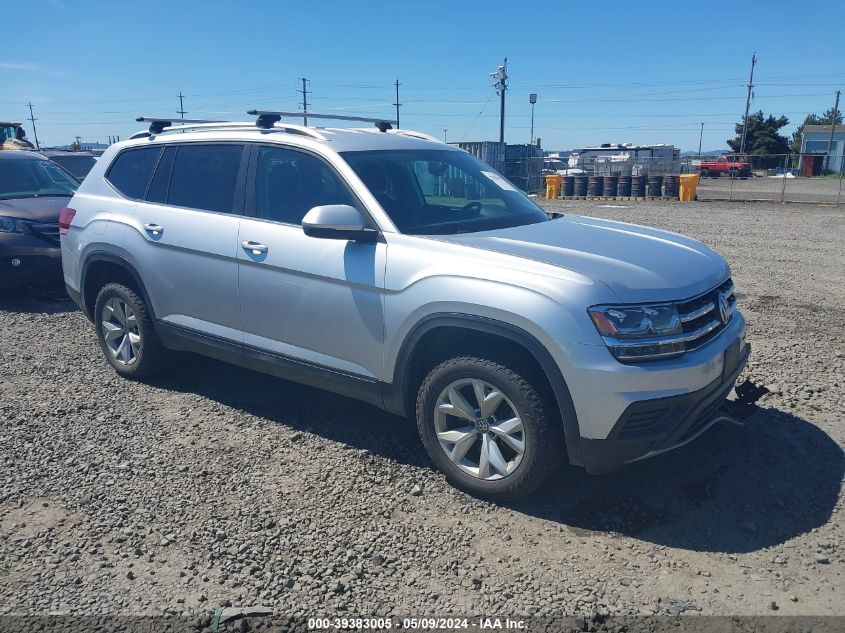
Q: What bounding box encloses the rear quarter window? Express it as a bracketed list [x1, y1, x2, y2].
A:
[105, 147, 162, 199]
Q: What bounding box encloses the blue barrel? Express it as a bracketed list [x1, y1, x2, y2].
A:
[573, 175, 588, 196]
[617, 175, 632, 197]
[562, 176, 575, 197]
[647, 175, 663, 197]
[630, 175, 645, 197]
[602, 176, 618, 197]
[663, 175, 680, 199]
[587, 176, 603, 197]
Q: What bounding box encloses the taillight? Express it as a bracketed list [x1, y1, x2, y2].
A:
[58, 207, 76, 237]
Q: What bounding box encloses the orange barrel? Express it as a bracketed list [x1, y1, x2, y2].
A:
[678, 174, 700, 201]
[545, 173, 562, 198]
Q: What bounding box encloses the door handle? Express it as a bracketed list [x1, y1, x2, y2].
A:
[241, 240, 268, 255]
[143, 223, 164, 236]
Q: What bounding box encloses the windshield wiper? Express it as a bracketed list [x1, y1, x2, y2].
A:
[1, 193, 70, 199]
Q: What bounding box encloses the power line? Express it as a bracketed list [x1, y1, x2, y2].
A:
[460, 90, 497, 141]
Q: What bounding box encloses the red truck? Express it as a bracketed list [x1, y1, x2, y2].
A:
[697, 155, 752, 178]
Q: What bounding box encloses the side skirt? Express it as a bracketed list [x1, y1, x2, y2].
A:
[155, 321, 385, 410]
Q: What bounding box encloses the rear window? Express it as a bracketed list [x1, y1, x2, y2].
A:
[50, 155, 97, 180]
[166, 144, 244, 213]
[106, 147, 161, 199]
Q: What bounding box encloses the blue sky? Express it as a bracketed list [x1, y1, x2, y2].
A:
[3, 0, 844, 151]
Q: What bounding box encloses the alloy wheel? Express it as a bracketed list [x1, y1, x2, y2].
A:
[101, 297, 141, 365]
[434, 378, 525, 480]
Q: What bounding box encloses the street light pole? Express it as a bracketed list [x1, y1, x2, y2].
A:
[529, 93, 537, 145]
[443, 129, 447, 143]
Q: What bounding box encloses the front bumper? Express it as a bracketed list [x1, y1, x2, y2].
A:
[0, 238, 62, 290]
[579, 339, 750, 474]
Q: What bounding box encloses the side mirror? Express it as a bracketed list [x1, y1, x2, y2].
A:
[301, 205, 379, 242]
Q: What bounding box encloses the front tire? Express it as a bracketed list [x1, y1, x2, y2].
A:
[415, 356, 564, 501]
[94, 282, 166, 379]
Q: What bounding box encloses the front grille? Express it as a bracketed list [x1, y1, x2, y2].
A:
[674, 278, 736, 351]
[27, 222, 60, 245]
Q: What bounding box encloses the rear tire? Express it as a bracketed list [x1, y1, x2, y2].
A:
[94, 282, 166, 379]
[415, 356, 564, 501]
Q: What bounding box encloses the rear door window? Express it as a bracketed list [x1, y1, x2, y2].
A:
[167, 144, 245, 213]
[106, 147, 162, 199]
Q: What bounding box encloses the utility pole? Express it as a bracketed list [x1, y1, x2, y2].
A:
[490, 58, 508, 144]
[529, 93, 537, 145]
[739, 52, 757, 155]
[177, 92, 187, 122]
[698, 122, 704, 156]
[393, 79, 402, 129]
[298, 78, 310, 126]
[826, 90, 840, 172]
[27, 102, 40, 149]
[443, 129, 447, 143]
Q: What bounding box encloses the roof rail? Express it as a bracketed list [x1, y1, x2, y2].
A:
[247, 110, 397, 132]
[386, 129, 444, 143]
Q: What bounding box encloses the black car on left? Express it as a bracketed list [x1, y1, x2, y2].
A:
[0, 150, 78, 290]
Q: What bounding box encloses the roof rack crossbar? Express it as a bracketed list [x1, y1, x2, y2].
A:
[136, 116, 228, 135]
[247, 110, 397, 132]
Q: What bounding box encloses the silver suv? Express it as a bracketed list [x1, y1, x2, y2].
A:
[60, 114, 749, 500]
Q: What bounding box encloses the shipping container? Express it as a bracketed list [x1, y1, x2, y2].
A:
[452, 141, 506, 174]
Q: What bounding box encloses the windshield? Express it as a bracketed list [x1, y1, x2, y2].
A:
[341, 149, 548, 235]
[0, 158, 79, 199]
[49, 155, 96, 179]
[1, 125, 18, 142]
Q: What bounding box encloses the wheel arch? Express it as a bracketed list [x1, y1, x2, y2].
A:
[386, 313, 584, 467]
[80, 252, 155, 323]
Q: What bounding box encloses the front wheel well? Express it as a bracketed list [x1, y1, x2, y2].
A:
[401, 325, 558, 423]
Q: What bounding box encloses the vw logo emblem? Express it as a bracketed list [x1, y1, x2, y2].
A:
[717, 292, 730, 324]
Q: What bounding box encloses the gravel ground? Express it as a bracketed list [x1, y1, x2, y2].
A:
[0, 200, 843, 623]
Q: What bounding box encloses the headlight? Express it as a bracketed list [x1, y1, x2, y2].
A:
[0, 215, 30, 234]
[588, 303, 685, 361]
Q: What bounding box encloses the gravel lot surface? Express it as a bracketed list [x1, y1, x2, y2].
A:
[1, 200, 843, 623]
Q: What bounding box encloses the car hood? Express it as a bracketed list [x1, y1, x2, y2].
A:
[0, 196, 70, 222]
[432, 215, 730, 303]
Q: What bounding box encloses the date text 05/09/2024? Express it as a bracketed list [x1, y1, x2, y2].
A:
[307, 617, 527, 630]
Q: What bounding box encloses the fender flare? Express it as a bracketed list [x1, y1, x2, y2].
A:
[79, 251, 155, 322]
[387, 313, 584, 467]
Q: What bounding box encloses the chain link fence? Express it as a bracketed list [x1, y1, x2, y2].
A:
[550, 154, 844, 205]
[692, 154, 844, 205]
